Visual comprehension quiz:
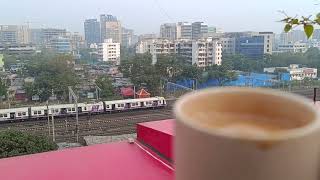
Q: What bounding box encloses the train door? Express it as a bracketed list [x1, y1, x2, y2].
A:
[103, 102, 106, 112]
[61, 108, 67, 114]
[112, 104, 116, 111]
[125, 103, 130, 109]
[153, 101, 158, 106]
[10, 112, 15, 119]
[44, 109, 48, 116]
[78, 107, 82, 113]
[140, 102, 144, 107]
[28, 107, 32, 119]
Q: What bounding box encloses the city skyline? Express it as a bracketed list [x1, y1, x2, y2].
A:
[0, 0, 318, 34]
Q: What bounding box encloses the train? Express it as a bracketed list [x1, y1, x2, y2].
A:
[0, 97, 167, 122]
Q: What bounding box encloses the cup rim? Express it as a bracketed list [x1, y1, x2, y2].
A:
[174, 87, 320, 141]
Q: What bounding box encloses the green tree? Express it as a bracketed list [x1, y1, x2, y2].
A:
[120, 53, 161, 95]
[23, 82, 37, 100]
[205, 65, 237, 86]
[3, 55, 17, 70]
[0, 130, 58, 159]
[95, 75, 117, 100]
[23, 54, 78, 101]
[0, 79, 7, 101]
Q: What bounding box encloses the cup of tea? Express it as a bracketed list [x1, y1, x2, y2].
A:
[174, 87, 320, 180]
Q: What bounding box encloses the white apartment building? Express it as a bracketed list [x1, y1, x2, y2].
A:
[277, 42, 308, 53]
[264, 64, 317, 81]
[98, 39, 121, 65]
[136, 38, 222, 67]
[191, 38, 222, 67]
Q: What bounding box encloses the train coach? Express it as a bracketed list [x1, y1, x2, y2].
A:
[0, 97, 166, 122]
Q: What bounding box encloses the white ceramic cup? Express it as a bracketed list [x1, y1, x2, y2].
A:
[174, 87, 320, 180]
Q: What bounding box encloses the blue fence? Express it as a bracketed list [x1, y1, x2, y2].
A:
[166, 73, 289, 92]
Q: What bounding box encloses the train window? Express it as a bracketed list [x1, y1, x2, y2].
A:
[106, 105, 110, 108]
[34, 111, 38, 115]
[23, 112, 26, 116]
[18, 112, 22, 116]
[4, 114, 7, 117]
[55, 109, 59, 113]
[72, 108, 75, 111]
[0, 114, 3, 117]
[121, 104, 124, 107]
[136, 102, 139, 106]
[84, 107, 87, 110]
[38, 111, 41, 114]
[131, 103, 135, 106]
[68, 108, 71, 111]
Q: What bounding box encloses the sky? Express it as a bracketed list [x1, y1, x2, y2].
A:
[0, 0, 319, 35]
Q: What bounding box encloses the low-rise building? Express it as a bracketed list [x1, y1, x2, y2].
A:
[0, 44, 36, 55]
[277, 42, 308, 53]
[264, 64, 317, 81]
[49, 36, 71, 54]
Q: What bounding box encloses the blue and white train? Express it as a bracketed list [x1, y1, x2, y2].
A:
[0, 97, 167, 122]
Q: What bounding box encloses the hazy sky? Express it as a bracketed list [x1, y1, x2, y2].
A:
[0, 0, 319, 34]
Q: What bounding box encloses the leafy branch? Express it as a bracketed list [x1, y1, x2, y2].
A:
[280, 10, 320, 38]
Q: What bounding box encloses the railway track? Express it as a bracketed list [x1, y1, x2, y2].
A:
[0, 108, 173, 143]
[0, 90, 317, 143]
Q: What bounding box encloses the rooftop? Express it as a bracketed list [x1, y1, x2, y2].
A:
[0, 119, 175, 180]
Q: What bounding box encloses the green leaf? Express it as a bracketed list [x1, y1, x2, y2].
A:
[291, 19, 299, 25]
[284, 24, 292, 33]
[316, 18, 320, 25]
[317, 13, 320, 19]
[304, 24, 314, 39]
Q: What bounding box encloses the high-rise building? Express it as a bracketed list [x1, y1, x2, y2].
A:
[42, 28, 67, 46]
[160, 23, 177, 40]
[177, 22, 192, 39]
[0, 25, 30, 44]
[30, 28, 43, 45]
[98, 39, 121, 65]
[104, 21, 122, 43]
[122, 28, 134, 47]
[192, 22, 208, 40]
[84, 19, 101, 45]
[68, 32, 86, 50]
[100, 14, 118, 42]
